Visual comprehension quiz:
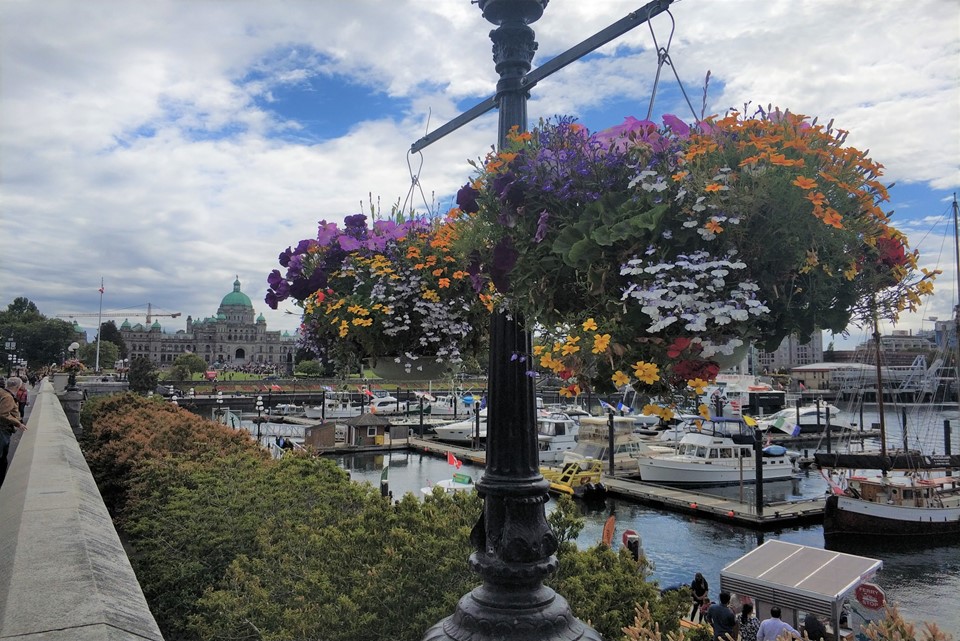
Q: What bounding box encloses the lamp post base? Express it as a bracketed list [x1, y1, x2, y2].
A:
[423, 584, 601, 641]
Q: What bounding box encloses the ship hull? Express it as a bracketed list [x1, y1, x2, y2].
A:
[823, 494, 960, 539]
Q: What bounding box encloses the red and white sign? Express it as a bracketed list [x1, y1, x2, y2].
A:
[855, 582, 885, 610]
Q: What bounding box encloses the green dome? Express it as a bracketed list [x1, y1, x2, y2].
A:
[220, 277, 253, 308]
[217, 312, 227, 320]
[121, 319, 132, 329]
[256, 313, 265, 323]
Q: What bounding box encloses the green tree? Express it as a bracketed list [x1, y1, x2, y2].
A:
[295, 359, 324, 377]
[0, 297, 42, 323]
[79, 341, 120, 371]
[167, 353, 207, 381]
[128, 355, 158, 393]
[98, 321, 127, 358]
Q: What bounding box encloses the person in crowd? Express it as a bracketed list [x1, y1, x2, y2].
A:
[705, 591, 738, 641]
[0, 377, 28, 487]
[690, 571, 709, 620]
[739, 603, 761, 641]
[757, 606, 801, 641]
[802, 612, 828, 641]
[15, 382, 28, 416]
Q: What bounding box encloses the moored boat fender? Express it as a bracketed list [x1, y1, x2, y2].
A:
[762, 444, 787, 457]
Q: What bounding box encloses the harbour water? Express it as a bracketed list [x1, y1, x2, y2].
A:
[333, 447, 960, 635]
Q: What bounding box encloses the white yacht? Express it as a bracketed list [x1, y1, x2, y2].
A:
[635, 417, 796, 486]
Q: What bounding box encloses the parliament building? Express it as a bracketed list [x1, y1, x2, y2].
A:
[119, 278, 297, 372]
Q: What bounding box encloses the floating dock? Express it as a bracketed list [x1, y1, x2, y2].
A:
[406, 437, 825, 530]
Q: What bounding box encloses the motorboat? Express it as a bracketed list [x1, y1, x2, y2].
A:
[563, 415, 673, 472]
[304, 396, 361, 420]
[754, 403, 854, 435]
[432, 409, 486, 444]
[635, 417, 796, 486]
[367, 394, 407, 415]
[536, 413, 581, 464]
[421, 472, 475, 497]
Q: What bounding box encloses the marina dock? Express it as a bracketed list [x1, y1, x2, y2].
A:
[406, 437, 825, 530]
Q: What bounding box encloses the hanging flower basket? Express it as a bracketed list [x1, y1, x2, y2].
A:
[451, 108, 937, 401]
[266, 213, 489, 377]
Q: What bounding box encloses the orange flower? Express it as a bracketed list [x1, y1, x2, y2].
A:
[438, 277, 451, 288]
[792, 176, 817, 190]
[805, 191, 827, 207]
[822, 208, 844, 229]
[611, 370, 630, 388]
[705, 219, 724, 234]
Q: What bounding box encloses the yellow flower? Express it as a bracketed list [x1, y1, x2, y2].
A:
[338, 320, 349, 338]
[631, 361, 660, 385]
[698, 404, 711, 420]
[592, 333, 611, 354]
[611, 370, 630, 388]
[582, 318, 598, 332]
[687, 378, 709, 395]
[533, 345, 545, 356]
[561, 335, 581, 356]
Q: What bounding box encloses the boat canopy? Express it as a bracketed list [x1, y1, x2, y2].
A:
[720, 540, 881, 623]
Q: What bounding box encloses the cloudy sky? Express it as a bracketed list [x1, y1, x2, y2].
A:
[1, 0, 958, 351]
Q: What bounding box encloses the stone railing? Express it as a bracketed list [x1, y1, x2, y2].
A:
[0, 380, 163, 640]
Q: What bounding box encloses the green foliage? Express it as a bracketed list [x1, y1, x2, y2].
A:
[167, 352, 207, 381]
[79, 340, 119, 370]
[189, 485, 481, 641]
[549, 544, 686, 640]
[79, 393, 261, 517]
[97, 321, 127, 358]
[547, 494, 586, 545]
[295, 359, 325, 377]
[0, 296, 79, 369]
[127, 355, 158, 393]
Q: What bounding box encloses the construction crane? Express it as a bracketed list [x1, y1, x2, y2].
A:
[57, 303, 182, 325]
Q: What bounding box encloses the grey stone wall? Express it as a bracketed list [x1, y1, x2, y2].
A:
[0, 381, 163, 640]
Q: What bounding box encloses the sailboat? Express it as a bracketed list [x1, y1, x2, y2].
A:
[817, 196, 960, 540]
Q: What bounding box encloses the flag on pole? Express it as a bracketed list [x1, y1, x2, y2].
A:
[98, 286, 104, 294]
[322, 385, 334, 392]
[447, 452, 462, 469]
[616, 401, 632, 413]
[599, 399, 615, 412]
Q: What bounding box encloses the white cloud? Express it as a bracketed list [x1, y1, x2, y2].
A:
[1, 0, 957, 347]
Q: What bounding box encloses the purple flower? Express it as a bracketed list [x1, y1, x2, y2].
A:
[662, 114, 691, 139]
[593, 116, 656, 151]
[316, 222, 339, 246]
[456, 183, 480, 214]
[533, 210, 550, 243]
[338, 235, 361, 251]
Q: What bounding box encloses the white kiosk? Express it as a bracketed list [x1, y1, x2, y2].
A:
[720, 540, 883, 640]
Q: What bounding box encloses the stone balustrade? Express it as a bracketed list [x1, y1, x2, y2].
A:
[0, 380, 163, 640]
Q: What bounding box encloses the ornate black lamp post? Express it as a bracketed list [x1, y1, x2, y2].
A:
[254, 395, 265, 445]
[423, 2, 601, 640]
[5, 337, 16, 377]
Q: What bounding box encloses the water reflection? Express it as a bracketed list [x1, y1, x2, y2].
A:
[331, 450, 959, 634]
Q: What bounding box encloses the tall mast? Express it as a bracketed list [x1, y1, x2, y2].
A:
[953, 194, 959, 423]
[871, 297, 887, 460]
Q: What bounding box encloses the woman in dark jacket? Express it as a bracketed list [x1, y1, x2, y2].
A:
[690, 572, 709, 620]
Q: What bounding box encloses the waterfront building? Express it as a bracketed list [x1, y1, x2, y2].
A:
[754, 333, 824, 373]
[119, 278, 297, 372]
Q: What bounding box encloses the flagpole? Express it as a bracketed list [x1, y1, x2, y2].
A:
[95, 277, 104, 373]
